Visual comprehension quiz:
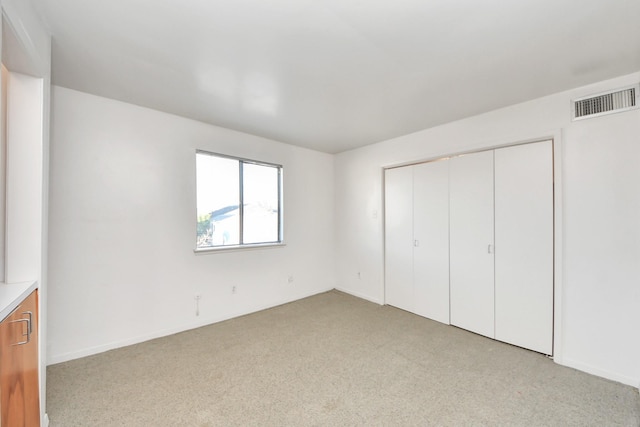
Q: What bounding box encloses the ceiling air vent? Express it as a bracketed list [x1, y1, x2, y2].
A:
[573, 85, 639, 120]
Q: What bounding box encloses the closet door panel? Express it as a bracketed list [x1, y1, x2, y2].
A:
[449, 151, 495, 338]
[384, 166, 414, 312]
[413, 160, 450, 324]
[495, 141, 553, 354]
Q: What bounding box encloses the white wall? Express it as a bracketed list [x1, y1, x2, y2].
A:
[5, 71, 43, 283]
[48, 86, 335, 363]
[2, 0, 50, 74]
[48, 70, 640, 389]
[1, 0, 51, 424]
[0, 65, 6, 280]
[335, 72, 640, 388]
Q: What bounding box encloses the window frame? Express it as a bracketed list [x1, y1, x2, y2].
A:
[194, 150, 284, 253]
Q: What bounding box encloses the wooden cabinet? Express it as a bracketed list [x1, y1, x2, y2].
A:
[0, 290, 40, 427]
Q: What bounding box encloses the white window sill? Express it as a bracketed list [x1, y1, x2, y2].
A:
[194, 242, 286, 254]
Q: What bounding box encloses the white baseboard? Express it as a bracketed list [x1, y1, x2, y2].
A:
[47, 287, 333, 365]
[334, 286, 383, 305]
[559, 357, 639, 389]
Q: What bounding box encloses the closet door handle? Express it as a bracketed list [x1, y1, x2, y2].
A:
[414, 240, 420, 247]
[487, 244, 494, 254]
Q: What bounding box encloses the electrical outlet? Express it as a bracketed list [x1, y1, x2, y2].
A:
[288, 275, 294, 284]
[357, 271, 361, 280]
[232, 285, 237, 294]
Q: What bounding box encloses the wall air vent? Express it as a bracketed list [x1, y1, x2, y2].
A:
[573, 85, 639, 120]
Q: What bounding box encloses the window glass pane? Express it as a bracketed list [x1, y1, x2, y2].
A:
[242, 163, 279, 244]
[196, 154, 240, 247]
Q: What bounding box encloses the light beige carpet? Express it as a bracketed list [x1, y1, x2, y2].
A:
[47, 290, 640, 426]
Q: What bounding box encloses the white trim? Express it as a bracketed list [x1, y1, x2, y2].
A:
[378, 166, 386, 306]
[194, 242, 286, 254]
[1, 4, 47, 76]
[380, 131, 563, 171]
[47, 286, 333, 365]
[195, 149, 283, 169]
[551, 130, 564, 364]
[561, 357, 639, 389]
[335, 286, 384, 305]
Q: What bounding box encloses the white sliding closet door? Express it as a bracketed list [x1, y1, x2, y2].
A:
[384, 166, 414, 312]
[413, 160, 450, 324]
[450, 151, 495, 338]
[495, 141, 553, 354]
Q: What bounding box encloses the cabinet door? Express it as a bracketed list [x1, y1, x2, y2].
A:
[384, 166, 414, 312]
[449, 151, 495, 338]
[495, 141, 553, 354]
[0, 290, 40, 427]
[413, 160, 450, 324]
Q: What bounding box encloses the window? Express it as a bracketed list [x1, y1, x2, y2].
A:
[196, 151, 283, 250]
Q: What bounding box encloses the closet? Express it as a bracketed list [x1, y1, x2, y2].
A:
[384, 140, 553, 355]
[449, 150, 495, 337]
[385, 159, 450, 324]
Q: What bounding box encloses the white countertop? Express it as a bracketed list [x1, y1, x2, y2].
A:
[0, 281, 38, 321]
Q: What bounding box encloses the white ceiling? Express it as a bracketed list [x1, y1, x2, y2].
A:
[33, 0, 640, 153]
